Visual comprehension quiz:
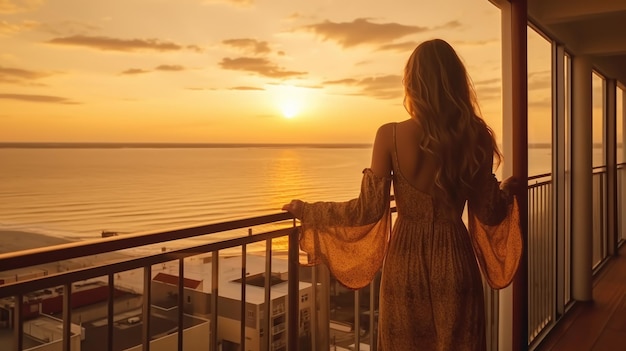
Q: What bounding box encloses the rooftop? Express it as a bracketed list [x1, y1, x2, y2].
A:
[81, 307, 207, 351]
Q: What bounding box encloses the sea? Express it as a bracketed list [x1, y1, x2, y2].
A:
[0, 144, 613, 256]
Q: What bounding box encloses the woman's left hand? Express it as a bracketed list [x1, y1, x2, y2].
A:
[501, 176, 522, 198]
[282, 199, 304, 219]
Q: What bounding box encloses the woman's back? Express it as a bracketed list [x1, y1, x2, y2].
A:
[391, 118, 488, 219]
[392, 119, 438, 194]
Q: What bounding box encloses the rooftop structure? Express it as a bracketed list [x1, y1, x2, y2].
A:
[150, 255, 315, 351]
[0, 314, 81, 351]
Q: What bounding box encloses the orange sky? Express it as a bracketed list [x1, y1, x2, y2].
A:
[0, 0, 566, 144]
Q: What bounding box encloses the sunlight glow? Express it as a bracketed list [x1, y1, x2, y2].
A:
[275, 84, 305, 119]
[281, 101, 299, 118]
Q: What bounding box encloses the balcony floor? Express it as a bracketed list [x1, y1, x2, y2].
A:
[536, 244, 626, 351]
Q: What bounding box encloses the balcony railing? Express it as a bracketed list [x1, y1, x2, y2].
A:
[592, 166, 608, 268]
[2, 165, 625, 351]
[527, 172, 554, 344]
[0, 213, 301, 351]
[526, 164, 624, 348]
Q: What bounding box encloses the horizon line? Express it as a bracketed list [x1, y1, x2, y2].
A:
[0, 141, 618, 149]
[0, 142, 374, 149]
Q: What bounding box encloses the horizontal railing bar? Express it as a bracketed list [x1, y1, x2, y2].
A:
[592, 166, 607, 173]
[0, 226, 294, 298]
[528, 172, 552, 181]
[0, 212, 295, 271]
[527, 166, 612, 182]
[527, 168, 608, 185]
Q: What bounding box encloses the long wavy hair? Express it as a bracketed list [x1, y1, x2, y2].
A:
[402, 39, 502, 205]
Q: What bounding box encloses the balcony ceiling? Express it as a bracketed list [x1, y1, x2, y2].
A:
[528, 0, 626, 87]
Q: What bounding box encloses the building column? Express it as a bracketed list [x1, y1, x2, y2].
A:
[606, 79, 617, 256]
[571, 56, 593, 301]
[623, 88, 626, 165]
[511, 0, 529, 350]
[498, 2, 514, 350]
[500, 0, 529, 350]
[616, 85, 626, 242]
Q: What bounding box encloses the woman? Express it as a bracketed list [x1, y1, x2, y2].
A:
[282, 39, 521, 351]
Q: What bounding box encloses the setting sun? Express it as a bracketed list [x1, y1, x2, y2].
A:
[275, 84, 306, 119]
[281, 101, 300, 118]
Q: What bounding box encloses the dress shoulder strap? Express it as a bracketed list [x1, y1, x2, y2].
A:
[391, 123, 400, 169]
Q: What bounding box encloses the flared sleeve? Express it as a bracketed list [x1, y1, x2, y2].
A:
[467, 171, 522, 290]
[299, 168, 392, 289]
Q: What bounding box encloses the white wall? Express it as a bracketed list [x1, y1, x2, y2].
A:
[123, 321, 209, 351]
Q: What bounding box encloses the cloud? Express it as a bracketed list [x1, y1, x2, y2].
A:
[0, 93, 79, 104]
[324, 78, 358, 85]
[286, 12, 302, 21]
[155, 64, 185, 71]
[0, 0, 44, 14]
[121, 68, 149, 75]
[301, 18, 428, 48]
[473, 78, 501, 86]
[475, 85, 501, 100]
[222, 38, 270, 55]
[0, 65, 51, 85]
[121, 65, 186, 75]
[219, 57, 306, 79]
[0, 19, 38, 36]
[47, 35, 201, 52]
[185, 87, 216, 91]
[377, 41, 418, 52]
[324, 74, 403, 100]
[451, 39, 498, 47]
[434, 20, 462, 30]
[186, 45, 203, 53]
[528, 70, 550, 91]
[472, 77, 501, 100]
[229, 86, 264, 91]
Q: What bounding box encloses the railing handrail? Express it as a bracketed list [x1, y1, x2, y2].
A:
[527, 164, 615, 182]
[527, 172, 552, 182]
[0, 226, 296, 298]
[0, 211, 294, 272]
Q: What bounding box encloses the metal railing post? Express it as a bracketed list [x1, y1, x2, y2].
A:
[13, 294, 23, 351]
[264, 238, 272, 351]
[107, 274, 115, 351]
[354, 290, 360, 351]
[142, 266, 152, 351]
[178, 258, 185, 351]
[288, 221, 299, 351]
[62, 283, 72, 351]
[211, 251, 219, 351]
[240, 229, 250, 351]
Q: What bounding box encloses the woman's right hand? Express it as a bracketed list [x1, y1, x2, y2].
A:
[282, 199, 304, 220]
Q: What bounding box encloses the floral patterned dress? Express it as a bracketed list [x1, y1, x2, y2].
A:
[299, 126, 521, 351]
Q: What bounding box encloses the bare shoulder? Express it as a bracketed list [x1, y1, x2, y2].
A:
[393, 118, 423, 140]
[373, 123, 394, 144]
[376, 122, 395, 134]
[369, 123, 396, 177]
